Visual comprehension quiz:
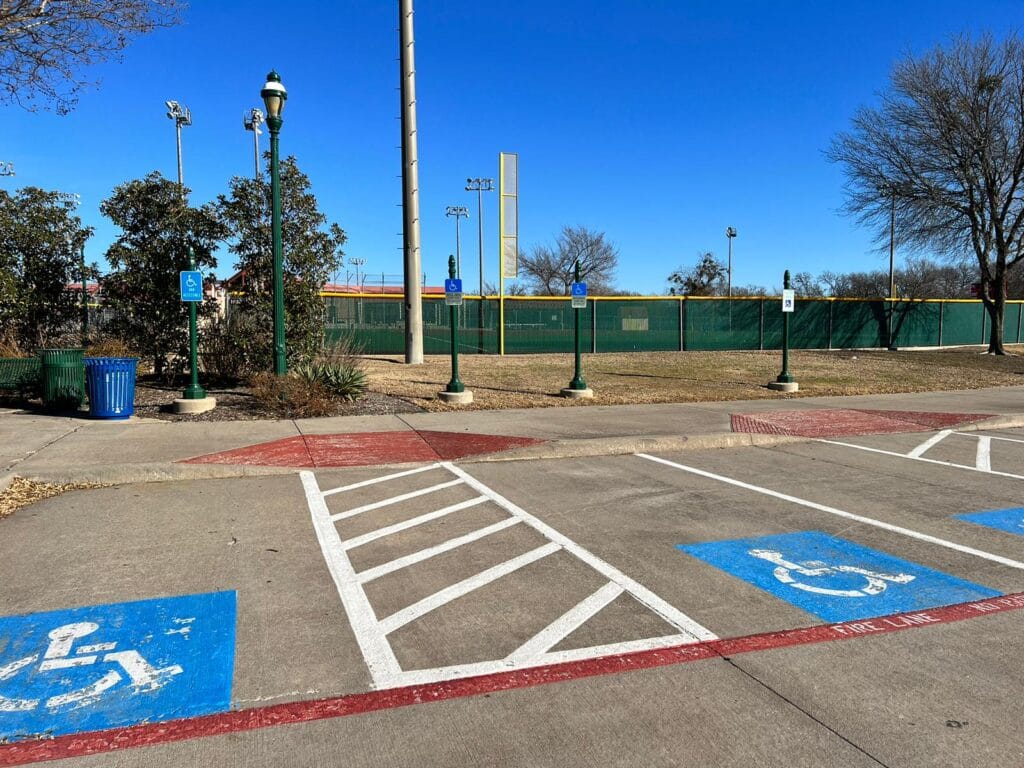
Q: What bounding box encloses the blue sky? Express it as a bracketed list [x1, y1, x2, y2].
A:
[5, 1, 1023, 294]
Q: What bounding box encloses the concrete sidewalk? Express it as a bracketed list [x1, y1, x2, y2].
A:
[3, 385, 1024, 486]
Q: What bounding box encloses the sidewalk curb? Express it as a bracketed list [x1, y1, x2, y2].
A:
[21, 462, 299, 487]
[471, 432, 807, 463]
[13, 414, 1024, 486]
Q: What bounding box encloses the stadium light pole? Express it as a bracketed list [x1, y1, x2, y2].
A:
[725, 226, 737, 298]
[0, 161, 14, 177]
[466, 178, 494, 351]
[261, 70, 288, 375]
[243, 107, 265, 179]
[878, 182, 900, 351]
[165, 100, 192, 196]
[445, 206, 469, 277]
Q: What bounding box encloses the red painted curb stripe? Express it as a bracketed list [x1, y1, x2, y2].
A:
[3, 592, 1023, 766]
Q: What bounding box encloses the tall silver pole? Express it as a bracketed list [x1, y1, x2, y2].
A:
[455, 215, 462, 277]
[399, 0, 423, 364]
[477, 186, 484, 299]
[175, 121, 184, 191]
[727, 237, 732, 298]
[253, 127, 260, 179]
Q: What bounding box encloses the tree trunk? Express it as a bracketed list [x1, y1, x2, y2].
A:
[988, 300, 1005, 354]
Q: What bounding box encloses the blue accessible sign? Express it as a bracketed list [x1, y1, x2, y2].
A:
[571, 282, 587, 309]
[445, 278, 463, 306]
[179, 270, 203, 302]
[0, 591, 236, 741]
[678, 531, 1000, 623]
[956, 507, 1024, 536]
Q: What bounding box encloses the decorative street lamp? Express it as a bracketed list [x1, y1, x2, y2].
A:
[445, 205, 469, 277]
[725, 226, 737, 298]
[261, 70, 288, 375]
[243, 107, 265, 180]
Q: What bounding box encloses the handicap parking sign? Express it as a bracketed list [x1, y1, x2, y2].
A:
[956, 507, 1024, 536]
[0, 591, 236, 741]
[179, 270, 203, 302]
[678, 531, 1000, 623]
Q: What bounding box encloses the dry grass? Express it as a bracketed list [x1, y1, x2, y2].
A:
[0, 477, 109, 520]
[362, 346, 1024, 412]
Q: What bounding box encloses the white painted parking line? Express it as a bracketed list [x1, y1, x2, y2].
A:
[356, 518, 522, 585]
[977, 436, 992, 472]
[819, 439, 1024, 481]
[329, 479, 464, 522]
[507, 582, 624, 663]
[968, 433, 1024, 445]
[636, 453, 1024, 571]
[908, 429, 952, 458]
[302, 463, 716, 691]
[301, 472, 401, 682]
[321, 463, 441, 497]
[342, 496, 488, 551]
[378, 543, 561, 634]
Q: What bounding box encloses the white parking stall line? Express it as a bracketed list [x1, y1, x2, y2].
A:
[507, 582, 624, 663]
[976, 436, 992, 472]
[636, 453, 1024, 571]
[329, 479, 464, 522]
[321, 463, 441, 497]
[357, 517, 522, 585]
[907, 429, 952, 458]
[819, 438, 1024, 481]
[965, 433, 1024, 445]
[342, 496, 488, 551]
[378, 542, 561, 635]
[443, 462, 718, 643]
[301, 471, 402, 683]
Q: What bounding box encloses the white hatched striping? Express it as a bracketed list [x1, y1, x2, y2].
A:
[321, 463, 441, 497]
[819, 438, 1024, 481]
[343, 496, 488, 551]
[305, 461, 716, 690]
[357, 517, 521, 584]
[329, 479, 463, 522]
[976, 436, 992, 472]
[378, 542, 561, 635]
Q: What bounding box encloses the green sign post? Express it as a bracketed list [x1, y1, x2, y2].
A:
[183, 247, 206, 401]
[437, 255, 473, 405]
[561, 260, 593, 399]
[768, 269, 799, 392]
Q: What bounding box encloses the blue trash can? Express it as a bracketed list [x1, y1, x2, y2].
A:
[84, 358, 138, 420]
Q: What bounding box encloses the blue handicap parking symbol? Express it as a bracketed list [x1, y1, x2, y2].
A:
[0, 591, 236, 741]
[445, 278, 463, 293]
[956, 507, 1024, 536]
[678, 531, 1000, 623]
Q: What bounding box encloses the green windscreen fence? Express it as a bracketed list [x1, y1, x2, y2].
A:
[320, 295, 1022, 354]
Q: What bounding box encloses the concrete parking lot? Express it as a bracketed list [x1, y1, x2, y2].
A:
[2, 416, 1024, 766]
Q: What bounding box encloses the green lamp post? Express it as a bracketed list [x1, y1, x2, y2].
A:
[768, 269, 799, 392]
[261, 70, 288, 375]
[437, 254, 473, 405]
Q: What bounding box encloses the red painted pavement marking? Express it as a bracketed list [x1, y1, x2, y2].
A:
[3, 592, 1022, 766]
[731, 409, 994, 438]
[184, 431, 547, 468]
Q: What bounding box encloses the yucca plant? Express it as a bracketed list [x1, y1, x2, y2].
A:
[292, 361, 367, 402]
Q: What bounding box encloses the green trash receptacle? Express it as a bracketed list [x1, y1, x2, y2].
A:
[39, 348, 85, 411]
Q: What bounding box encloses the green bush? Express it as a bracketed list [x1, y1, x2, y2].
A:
[248, 372, 340, 419]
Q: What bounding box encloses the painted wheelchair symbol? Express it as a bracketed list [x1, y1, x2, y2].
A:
[749, 548, 916, 598]
[0, 621, 182, 712]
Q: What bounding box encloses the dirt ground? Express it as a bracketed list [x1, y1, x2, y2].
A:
[362, 346, 1024, 412]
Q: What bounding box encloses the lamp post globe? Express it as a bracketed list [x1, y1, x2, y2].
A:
[261, 71, 288, 375]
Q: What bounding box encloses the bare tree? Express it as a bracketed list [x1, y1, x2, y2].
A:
[519, 225, 618, 295]
[667, 252, 726, 296]
[791, 271, 825, 298]
[829, 34, 1024, 354]
[1, 0, 183, 114]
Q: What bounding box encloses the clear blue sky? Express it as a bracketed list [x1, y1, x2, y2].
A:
[5, 1, 1023, 294]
